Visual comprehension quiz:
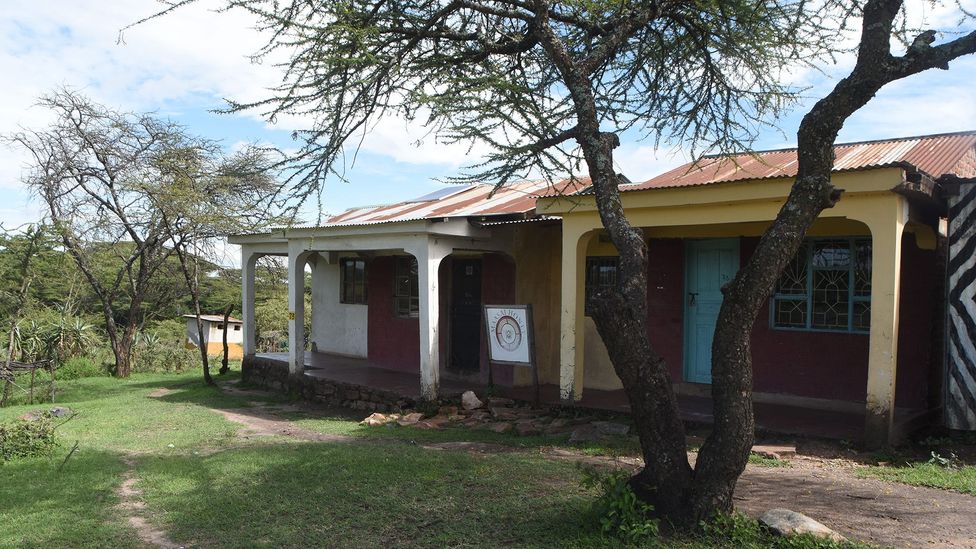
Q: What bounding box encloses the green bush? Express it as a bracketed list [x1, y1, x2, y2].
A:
[580, 466, 659, 543]
[59, 356, 108, 380]
[133, 343, 198, 374]
[0, 413, 58, 461]
[131, 319, 200, 374]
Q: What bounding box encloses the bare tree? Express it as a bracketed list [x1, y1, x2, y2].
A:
[142, 0, 975, 527]
[10, 90, 200, 377]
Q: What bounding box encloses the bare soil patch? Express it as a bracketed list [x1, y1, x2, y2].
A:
[211, 407, 352, 443]
[117, 455, 183, 549]
[735, 456, 976, 548]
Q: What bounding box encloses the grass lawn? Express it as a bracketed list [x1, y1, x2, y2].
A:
[0, 370, 871, 548]
[858, 461, 976, 495]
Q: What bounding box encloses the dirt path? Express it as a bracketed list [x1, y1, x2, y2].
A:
[211, 407, 353, 443]
[187, 383, 976, 549]
[117, 454, 184, 549]
[735, 458, 976, 548]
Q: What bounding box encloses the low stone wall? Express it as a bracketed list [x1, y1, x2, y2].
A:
[242, 355, 415, 412]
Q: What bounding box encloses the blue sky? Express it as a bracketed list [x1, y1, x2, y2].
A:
[1, 0, 975, 249]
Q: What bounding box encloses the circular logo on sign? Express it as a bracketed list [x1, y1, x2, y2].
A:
[494, 315, 522, 352]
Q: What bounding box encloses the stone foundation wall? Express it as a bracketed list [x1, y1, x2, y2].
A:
[242, 355, 415, 412]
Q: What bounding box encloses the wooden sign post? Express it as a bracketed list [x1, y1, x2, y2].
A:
[483, 304, 539, 406]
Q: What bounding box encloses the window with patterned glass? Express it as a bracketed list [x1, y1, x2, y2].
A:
[771, 238, 871, 333]
[585, 256, 619, 316]
[394, 256, 419, 318]
[340, 258, 367, 304]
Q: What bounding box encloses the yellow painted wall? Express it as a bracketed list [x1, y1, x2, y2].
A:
[186, 342, 244, 360]
[511, 222, 563, 387]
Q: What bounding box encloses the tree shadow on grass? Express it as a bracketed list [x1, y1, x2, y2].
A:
[136, 441, 606, 548]
[0, 449, 139, 548]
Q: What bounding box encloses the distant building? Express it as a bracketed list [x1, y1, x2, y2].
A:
[183, 314, 244, 359]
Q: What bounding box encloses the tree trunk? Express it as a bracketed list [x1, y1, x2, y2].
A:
[195, 312, 214, 385]
[219, 303, 233, 375]
[582, 133, 696, 527]
[112, 337, 133, 378]
[536, 15, 698, 526]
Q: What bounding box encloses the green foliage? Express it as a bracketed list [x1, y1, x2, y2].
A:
[0, 413, 58, 461]
[130, 319, 199, 374]
[579, 466, 659, 543]
[59, 356, 108, 380]
[5, 306, 102, 366]
[133, 340, 197, 374]
[254, 294, 310, 352]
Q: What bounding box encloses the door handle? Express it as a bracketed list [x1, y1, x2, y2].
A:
[688, 292, 698, 306]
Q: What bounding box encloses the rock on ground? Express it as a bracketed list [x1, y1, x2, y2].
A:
[461, 391, 483, 410]
[759, 508, 846, 543]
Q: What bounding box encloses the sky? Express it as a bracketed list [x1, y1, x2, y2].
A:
[1, 0, 975, 258]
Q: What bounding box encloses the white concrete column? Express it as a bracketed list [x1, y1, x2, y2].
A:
[862, 197, 907, 448]
[559, 228, 591, 403]
[287, 247, 308, 375]
[242, 248, 259, 356]
[409, 239, 450, 401]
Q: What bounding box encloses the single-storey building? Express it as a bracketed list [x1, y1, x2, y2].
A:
[231, 130, 976, 446]
[183, 314, 244, 359]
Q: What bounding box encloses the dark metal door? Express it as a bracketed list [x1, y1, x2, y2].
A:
[450, 259, 482, 372]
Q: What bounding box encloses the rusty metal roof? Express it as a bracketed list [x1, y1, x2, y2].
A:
[627, 131, 976, 191]
[320, 178, 587, 227]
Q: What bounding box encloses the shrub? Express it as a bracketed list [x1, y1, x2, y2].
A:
[0, 413, 58, 461]
[131, 319, 200, 374]
[580, 466, 659, 543]
[59, 356, 108, 380]
[133, 342, 198, 373]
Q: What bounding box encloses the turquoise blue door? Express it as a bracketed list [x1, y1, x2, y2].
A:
[684, 239, 740, 384]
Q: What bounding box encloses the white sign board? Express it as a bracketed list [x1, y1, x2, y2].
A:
[483, 305, 534, 366]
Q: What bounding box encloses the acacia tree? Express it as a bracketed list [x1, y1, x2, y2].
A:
[151, 143, 285, 383]
[146, 0, 975, 527]
[7, 90, 284, 378]
[8, 91, 182, 376]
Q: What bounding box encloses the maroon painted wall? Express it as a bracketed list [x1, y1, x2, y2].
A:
[741, 235, 937, 408]
[365, 253, 518, 381]
[645, 239, 687, 381]
[894, 233, 939, 410]
[479, 253, 518, 386]
[366, 256, 420, 372]
[742, 237, 871, 402]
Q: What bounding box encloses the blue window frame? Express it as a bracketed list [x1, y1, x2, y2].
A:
[771, 238, 872, 333]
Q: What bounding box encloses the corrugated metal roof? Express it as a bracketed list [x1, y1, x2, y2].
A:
[627, 131, 976, 191]
[314, 178, 587, 227]
[182, 314, 243, 323]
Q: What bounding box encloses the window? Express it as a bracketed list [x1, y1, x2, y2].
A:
[394, 256, 419, 318]
[233, 325, 241, 331]
[340, 258, 368, 304]
[772, 238, 872, 333]
[585, 256, 619, 315]
[217, 324, 224, 330]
